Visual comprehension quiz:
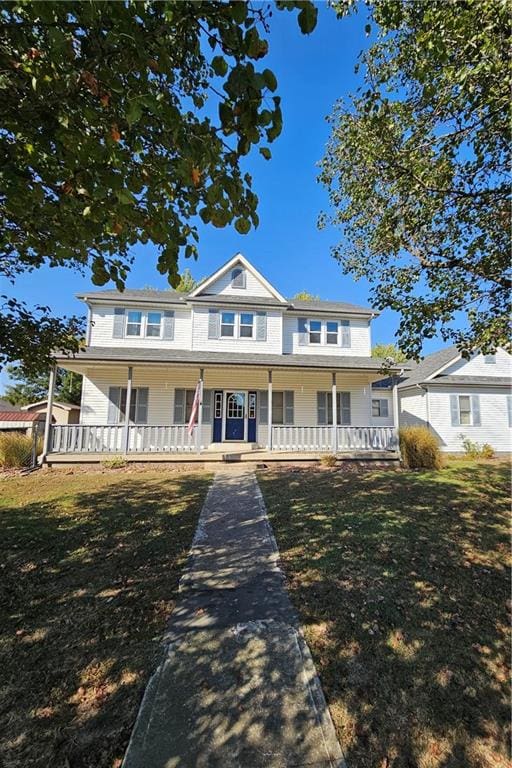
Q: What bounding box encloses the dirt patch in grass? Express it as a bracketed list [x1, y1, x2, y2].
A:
[0, 469, 211, 768]
[258, 459, 511, 768]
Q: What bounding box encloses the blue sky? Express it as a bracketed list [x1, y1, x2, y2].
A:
[1, 4, 446, 394]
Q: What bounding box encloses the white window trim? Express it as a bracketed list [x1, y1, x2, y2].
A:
[308, 318, 322, 345]
[304, 318, 345, 346]
[326, 320, 339, 345]
[372, 398, 389, 418]
[219, 311, 256, 340]
[458, 395, 473, 426]
[125, 310, 163, 339]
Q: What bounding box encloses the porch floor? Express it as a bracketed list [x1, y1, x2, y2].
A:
[44, 449, 400, 466]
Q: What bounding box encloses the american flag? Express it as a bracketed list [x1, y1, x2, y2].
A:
[187, 380, 202, 436]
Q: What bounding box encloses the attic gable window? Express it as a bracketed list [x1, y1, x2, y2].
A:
[484, 354, 496, 364]
[231, 267, 246, 289]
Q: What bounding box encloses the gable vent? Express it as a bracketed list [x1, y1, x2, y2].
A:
[231, 267, 246, 289]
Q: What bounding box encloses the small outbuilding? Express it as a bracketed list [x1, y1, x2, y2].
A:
[21, 400, 80, 425]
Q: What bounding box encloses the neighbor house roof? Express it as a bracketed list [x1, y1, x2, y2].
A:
[55, 346, 407, 372]
[21, 400, 80, 411]
[397, 346, 460, 389]
[426, 375, 512, 387]
[0, 411, 43, 422]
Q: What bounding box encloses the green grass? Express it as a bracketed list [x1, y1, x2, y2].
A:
[258, 459, 511, 768]
[0, 468, 211, 768]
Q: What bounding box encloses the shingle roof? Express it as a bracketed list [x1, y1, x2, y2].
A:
[428, 375, 511, 387]
[56, 346, 406, 372]
[397, 346, 460, 389]
[0, 411, 42, 421]
[77, 288, 375, 315]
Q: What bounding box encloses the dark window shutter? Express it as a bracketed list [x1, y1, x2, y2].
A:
[162, 310, 175, 340]
[202, 389, 212, 424]
[135, 388, 148, 423]
[317, 392, 327, 425]
[284, 391, 294, 424]
[174, 389, 185, 424]
[256, 312, 267, 341]
[107, 387, 121, 423]
[113, 308, 125, 338]
[259, 390, 268, 423]
[208, 309, 220, 339]
[341, 392, 351, 425]
[298, 317, 308, 346]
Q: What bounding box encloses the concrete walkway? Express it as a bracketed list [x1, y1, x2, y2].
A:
[123, 468, 345, 768]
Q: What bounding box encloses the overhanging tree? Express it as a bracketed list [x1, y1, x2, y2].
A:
[320, 0, 511, 358]
[0, 0, 317, 373]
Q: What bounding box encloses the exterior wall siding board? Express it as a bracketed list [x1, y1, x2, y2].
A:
[89, 305, 191, 349]
[204, 268, 273, 297]
[442, 349, 512, 377]
[282, 316, 371, 356]
[192, 307, 283, 354]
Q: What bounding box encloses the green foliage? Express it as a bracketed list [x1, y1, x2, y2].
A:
[102, 457, 128, 470]
[0, 432, 39, 469]
[174, 268, 198, 294]
[0, 0, 317, 373]
[459, 434, 495, 460]
[372, 344, 408, 363]
[4, 366, 82, 406]
[321, 0, 511, 358]
[399, 426, 442, 470]
[320, 453, 338, 467]
[292, 291, 320, 301]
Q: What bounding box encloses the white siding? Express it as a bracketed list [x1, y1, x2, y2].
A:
[282, 315, 371, 356]
[80, 366, 376, 448]
[427, 386, 512, 453]
[371, 391, 394, 427]
[399, 388, 428, 427]
[191, 307, 283, 354]
[89, 305, 191, 349]
[202, 268, 275, 298]
[442, 348, 512, 377]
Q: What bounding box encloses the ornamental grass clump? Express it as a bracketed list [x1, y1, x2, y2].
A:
[399, 426, 442, 470]
[0, 432, 34, 469]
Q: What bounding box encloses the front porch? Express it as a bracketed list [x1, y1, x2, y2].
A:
[43, 358, 400, 462]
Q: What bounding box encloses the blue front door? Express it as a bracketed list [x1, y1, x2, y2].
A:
[225, 392, 245, 440]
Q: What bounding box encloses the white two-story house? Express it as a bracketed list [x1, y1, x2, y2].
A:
[44, 254, 405, 459]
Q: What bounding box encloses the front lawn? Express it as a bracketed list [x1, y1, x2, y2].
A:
[258, 460, 511, 768]
[0, 468, 210, 768]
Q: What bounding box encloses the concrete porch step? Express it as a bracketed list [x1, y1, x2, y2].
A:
[207, 442, 260, 453]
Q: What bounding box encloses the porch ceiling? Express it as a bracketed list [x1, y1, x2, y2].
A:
[55, 346, 408, 375]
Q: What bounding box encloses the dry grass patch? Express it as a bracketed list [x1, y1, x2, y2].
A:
[258, 459, 511, 768]
[0, 469, 211, 768]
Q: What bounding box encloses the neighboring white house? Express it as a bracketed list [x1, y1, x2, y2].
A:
[396, 346, 512, 453]
[44, 253, 405, 459]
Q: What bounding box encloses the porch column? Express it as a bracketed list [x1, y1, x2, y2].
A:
[196, 368, 204, 454]
[123, 366, 133, 454]
[268, 370, 273, 451]
[392, 376, 400, 451]
[42, 363, 57, 459]
[331, 371, 337, 453]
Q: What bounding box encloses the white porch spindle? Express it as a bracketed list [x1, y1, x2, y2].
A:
[331, 371, 337, 453]
[268, 369, 273, 451]
[123, 366, 133, 454]
[42, 363, 57, 458]
[196, 368, 204, 454]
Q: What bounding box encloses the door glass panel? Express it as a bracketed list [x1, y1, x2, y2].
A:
[227, 392, 244, 418]
[248, 393, 256, 419]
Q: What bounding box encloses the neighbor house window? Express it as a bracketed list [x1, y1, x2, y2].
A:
[309, 319, 321, 344]
[221, 311, 235, 337]
[146, 311, 162, 337]
[484, 354, 496, 364]
[239, 313, 254, 338]
[372, 398, 389, 418]
[458, 395, 472, 425]
[126, 310, 142, 336]
[326, 321, 338, 345]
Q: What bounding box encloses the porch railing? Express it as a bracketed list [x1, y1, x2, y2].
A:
[271, 425, 398, 452]
[50, 424, 194, 453]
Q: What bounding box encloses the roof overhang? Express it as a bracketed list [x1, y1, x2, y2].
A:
[188, 253, 288, 303]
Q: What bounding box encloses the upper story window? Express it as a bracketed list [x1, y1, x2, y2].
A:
[231, 268, 246, 289]
[126, 310, 142, 336]
[221, 311, 235, 337]
[309, 319, 321, 344]
[146, 312, 162, 337]
[239, 313, 254, 338]
[326, 321, 338, 345]
[484, 354, 496, 364]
